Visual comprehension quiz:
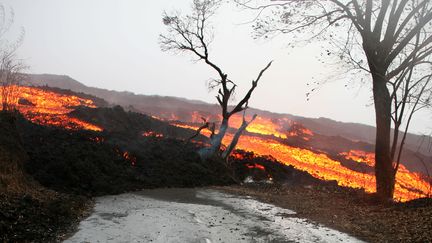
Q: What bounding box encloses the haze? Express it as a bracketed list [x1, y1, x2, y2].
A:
[3, 0, 431, 134]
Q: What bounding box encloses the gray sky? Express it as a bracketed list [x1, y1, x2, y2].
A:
[2, 0, 431, 134]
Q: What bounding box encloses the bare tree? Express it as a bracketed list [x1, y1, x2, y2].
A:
[236, 0, 432, 201]
[160, 0, 272, 160]
[0, 5, 25, 112]
[221, 110, 257, 160]
[0, 52, 26, 111]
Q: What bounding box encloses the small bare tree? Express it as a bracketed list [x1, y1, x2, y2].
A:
[0, 5, 25, 112]
[0, 52, 25, 111]
[160, 0, 272, 160]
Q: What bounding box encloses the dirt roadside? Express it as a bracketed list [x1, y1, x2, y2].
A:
[0, 191, 93, 243]
[216, 184, 432, 243]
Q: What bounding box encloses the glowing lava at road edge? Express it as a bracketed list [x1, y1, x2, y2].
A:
[173, 121, 431, 202]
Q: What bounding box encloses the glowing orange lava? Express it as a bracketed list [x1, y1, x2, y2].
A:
[246, 163, 266, 171]
[230, 115, 289, 139]
[123, 151, 137, 166]
[174, 122, 432, 202]
[1, 86, 102, 131]
[174, 112, 312, 140]
[13, 87, 425, 201]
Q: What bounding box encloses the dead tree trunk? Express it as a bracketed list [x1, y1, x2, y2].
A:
[372, 71, 395, 200]
[222, 114, 257, 160]
[198, 118, 229, 160]
[160, 0, 272, 161]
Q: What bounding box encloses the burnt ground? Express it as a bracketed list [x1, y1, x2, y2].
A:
[218, 184, 432, 243]
[0, 190, 93, 243]
[0, 110, 233, 242]
[0, 112, 91, 243]
[1, 106, 431, 242]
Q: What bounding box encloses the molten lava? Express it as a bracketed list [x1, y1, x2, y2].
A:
[174, 112, 312, 140]
[1, 86, 102, 131]
[245, 163, 266, 171]
[173, 118, 431, 202]
[123, 151, 137, 166]
[7, 86, 429, 201]
[142, 131, 164, 138]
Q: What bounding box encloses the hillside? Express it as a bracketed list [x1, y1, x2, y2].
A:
[25, 73, 431, 157]
[24, 74, 432, 176]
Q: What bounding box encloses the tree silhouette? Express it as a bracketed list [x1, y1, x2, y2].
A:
[236, 0, 432, 201]
[160, 0, 272, 160]
[0, 4, 25, 112]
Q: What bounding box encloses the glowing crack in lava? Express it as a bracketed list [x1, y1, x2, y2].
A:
[245, 163, 266, 171]
[187, 112, 297, 139]
[142, 131, 164, 138]
[173, 117, 431, 202]
[1, 86, 102, 131]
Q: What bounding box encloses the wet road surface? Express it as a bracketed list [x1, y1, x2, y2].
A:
[65, 188, 363, 243]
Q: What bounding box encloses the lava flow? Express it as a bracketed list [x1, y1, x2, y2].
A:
[4, 86, 430, 201]
[0, 86, 102, 131]
[173, 116, 432, 202]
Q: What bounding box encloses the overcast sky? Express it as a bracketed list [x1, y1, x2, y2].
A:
[2, 0, 431, 134]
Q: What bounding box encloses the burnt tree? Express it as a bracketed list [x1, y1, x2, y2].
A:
[0, 5, 25, 112]
[237, 0, 432, 201]
[222, 111, 257, 160]
[160, 0, 272, 160]
[0, 52, 25, 111]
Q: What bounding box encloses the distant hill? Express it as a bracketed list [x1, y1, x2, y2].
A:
[24, 73, 431, 157]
